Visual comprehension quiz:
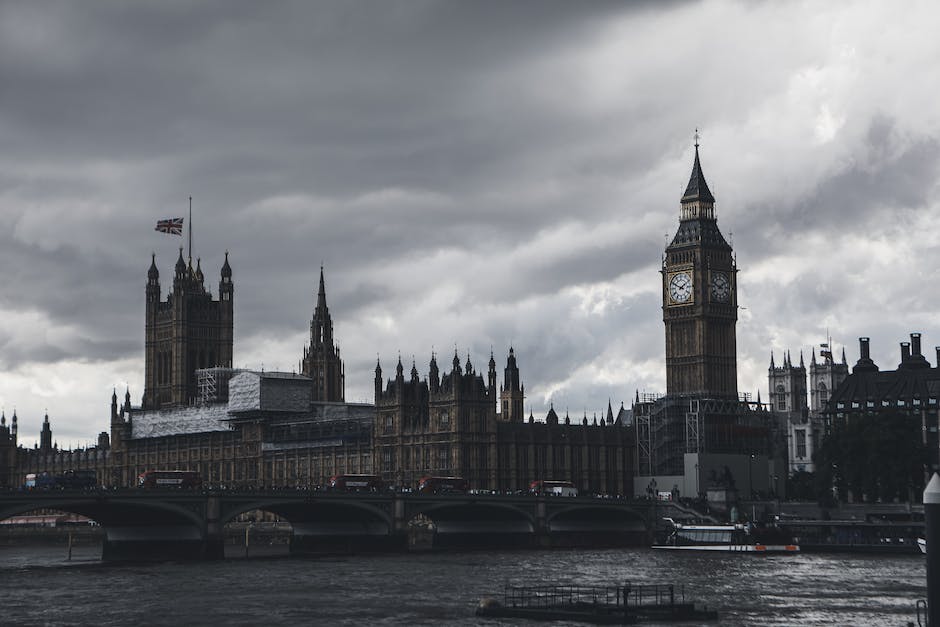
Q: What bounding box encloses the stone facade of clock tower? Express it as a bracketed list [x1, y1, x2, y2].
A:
[662, 143, 738, 398]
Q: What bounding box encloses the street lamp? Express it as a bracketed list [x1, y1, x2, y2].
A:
[748, 453, 755, 499]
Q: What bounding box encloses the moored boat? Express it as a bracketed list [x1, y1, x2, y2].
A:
[653, 519, 799, 554]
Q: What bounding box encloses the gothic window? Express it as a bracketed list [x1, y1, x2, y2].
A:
[383, 414, 394, 434]
[382, 449, 392, 472]
[795, 429, 807, 459]
[436, 445, 450, 470]
[775, 385, 787, 411]
[440, 410, 449, 430]
[818, 382, 828, 406]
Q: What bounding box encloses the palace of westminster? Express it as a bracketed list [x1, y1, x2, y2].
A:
[2, 145, 939, 500]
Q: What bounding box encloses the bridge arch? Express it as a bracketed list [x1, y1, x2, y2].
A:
[0, 496, 205, 530]
[219, 497, 393, 531]
[544, 503, 648, 547]
[0, 492, 216, 561]
[411, 500, 535, 533]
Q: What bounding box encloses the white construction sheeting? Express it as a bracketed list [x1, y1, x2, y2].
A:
[130, 404, 231, 439]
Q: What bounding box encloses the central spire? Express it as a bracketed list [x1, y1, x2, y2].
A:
[316, 265, 327, 312]
[679, 132, 716, 221]
[311, 265, 333, 349]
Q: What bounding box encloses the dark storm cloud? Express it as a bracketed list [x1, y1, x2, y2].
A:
[3, 1, 940, 443]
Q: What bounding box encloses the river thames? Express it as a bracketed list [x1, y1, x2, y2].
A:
[0, 543, 926, 625]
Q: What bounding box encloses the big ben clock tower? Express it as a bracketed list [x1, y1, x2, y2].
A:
[663, 137, 737, 398]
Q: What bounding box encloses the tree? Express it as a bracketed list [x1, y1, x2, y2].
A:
[815, 411, 927, 503]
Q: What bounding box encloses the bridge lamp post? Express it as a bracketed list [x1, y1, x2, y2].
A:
[748, 453, 755, 500]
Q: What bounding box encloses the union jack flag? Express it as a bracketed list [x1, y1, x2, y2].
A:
[155, 217, 184, 235]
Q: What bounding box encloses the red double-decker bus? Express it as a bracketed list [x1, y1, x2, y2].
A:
[416, 476, 469, 494]
[327, 474, 384, 492]
[137, 470, 202, 489]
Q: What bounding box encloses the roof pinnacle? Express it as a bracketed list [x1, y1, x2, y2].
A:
[681, 132, 715, 204]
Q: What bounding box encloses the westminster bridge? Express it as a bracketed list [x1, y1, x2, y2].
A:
[0, 490, 685, 560]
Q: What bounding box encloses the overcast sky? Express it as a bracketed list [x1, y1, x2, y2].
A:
[2, 1, 940, 446]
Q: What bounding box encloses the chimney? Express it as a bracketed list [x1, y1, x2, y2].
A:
[905, 333, 930, 369]
[854, 337, 879, 374]
[901, 341, 911, 363]
[936, 346, 940, 368]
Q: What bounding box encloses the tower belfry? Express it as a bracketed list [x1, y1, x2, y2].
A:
[301, 267, 345, 402]
[662, 138, 738, 397]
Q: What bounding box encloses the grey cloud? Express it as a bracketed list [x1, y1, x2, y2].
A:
[2, 1, 939, 441]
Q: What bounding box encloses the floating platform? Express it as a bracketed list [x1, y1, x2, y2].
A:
[475, 583, 718, 624]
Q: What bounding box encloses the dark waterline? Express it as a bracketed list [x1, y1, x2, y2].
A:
[0, 543, 926, 626]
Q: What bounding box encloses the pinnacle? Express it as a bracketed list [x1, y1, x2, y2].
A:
[681, 143, 715, 204]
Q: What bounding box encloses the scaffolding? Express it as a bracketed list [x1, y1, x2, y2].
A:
[198, 369, 217, 405]
[196, 367, 242, 405]
[636, 394, 776, 477]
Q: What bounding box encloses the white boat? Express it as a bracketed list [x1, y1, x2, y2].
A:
[918, 538, 926, 554]
[653, 521, 799, 554]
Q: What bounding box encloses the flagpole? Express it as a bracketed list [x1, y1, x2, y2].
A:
[188, 196, 192, 265]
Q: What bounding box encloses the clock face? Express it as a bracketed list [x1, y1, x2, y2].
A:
[668, 271, 693, 304]
[711, 272, 730, 302]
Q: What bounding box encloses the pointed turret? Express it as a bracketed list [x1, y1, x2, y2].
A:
[770, 351, 775, 369]
[681, 140, 715, 205]
[607, 399, 614, 424]
[221, 251, 232, 279]
[410, 359, 419, 382]
[195, 257, 204, 283]
[374, 358, 383, 400]
[40, 412, 52, 452]
[396, 356, 404, 380]
[487, 350, 497, 392]
[841, 348, 847, 365]
[303, 266, 344, 402]
[175, 247, 186, 277]
[452, 350, 461, 375]
[546, 403, 558, 425]
[148, 253, 159, 281]
[799, 350, 805, 368]
[429, 353, 440, 393]
[811, 348, 817, 366]
[500, 347, 524, 422]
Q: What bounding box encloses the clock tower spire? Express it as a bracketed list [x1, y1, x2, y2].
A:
[662, 136, 737, 398]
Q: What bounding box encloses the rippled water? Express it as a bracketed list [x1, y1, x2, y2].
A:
[0, 543, 927, 626]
